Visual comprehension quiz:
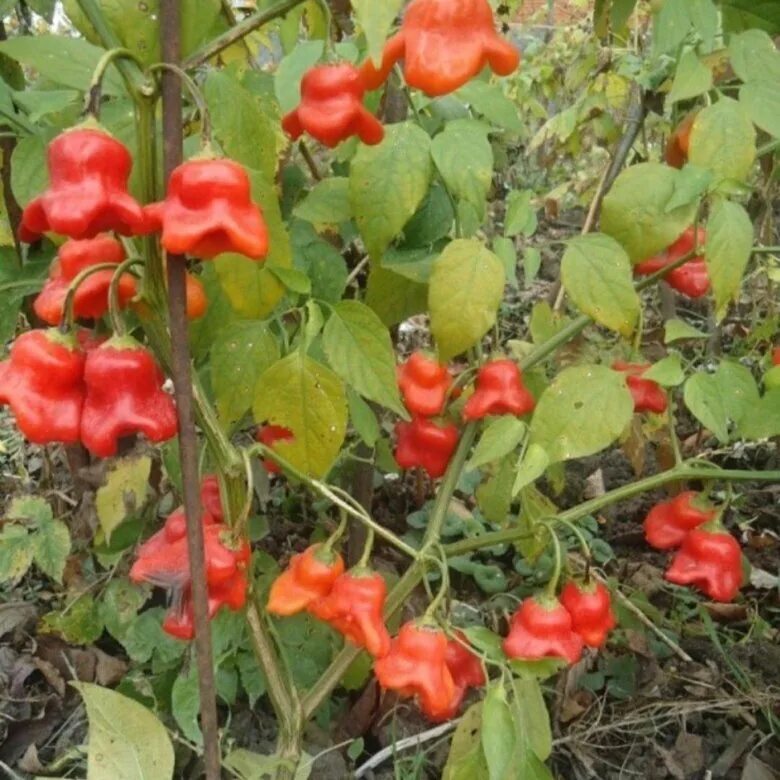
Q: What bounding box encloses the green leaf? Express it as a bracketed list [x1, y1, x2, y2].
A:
[100, 580, 148, 642]
[706, 200, 754, 320]
[204, 71, 278, 182]
[493, 237, 518, 287]
[468, 417, 527, 470]
[0, 35, 124, 93]
[293, 178, 352, 226]
[688, 99, 756, 184]
[739, 388, 780, 440]
[431, 119, 493, 220]
[253, 352, 347, 478]
[740, 81, 780, 139]
[684, 361, 760, 442]
[729, 29, 780, 84]
[601, 163, 699, 263]
[32, 517, 70, 584]
[11, 134, 49, 208]
[664, 318, 709, 343]
[347, 387, 380, 447]
[457, 81, 524, 133]
[668, 49, 713, 105]
[481, 684, 516, 780]
[512, 444, 550, 496]
[0, 525, 35, 584]
[429, 239, 505, 360]
[95, 456, 151, 543]
[41, 594, 103, 645]
[642, 354, 686, 387]
[505, 190, 539, 238]
[322, 300, 405, 415]
[352, 0, 404, 64]
[476, 458, 516, 525]
[443, 704, 487, 780]
[274, 39, 324, 112]
[350, 122, 432, 260]
[665, 165, 714, 213]
[523, 247, 542, 285]
[653, 0, 694, 55]
[512, 678, 552, 761]
[6, 495, 52, 523]
[402, 184, 455, 247]
[529, 365, 634, 463]
[211, 321, 280, 428]
[561, 234, 640, 336]
[73, 682, 175, 780]
[719, 0, 780, 34]
[688, 0, 720, 49]
[292, 222, 348, 304]
[366, 265, 428, 326]
[267, 266, 312, 295]
[172, 668, 202, 746]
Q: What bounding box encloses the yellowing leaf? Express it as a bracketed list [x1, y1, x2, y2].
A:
[95, 456, 151, 543]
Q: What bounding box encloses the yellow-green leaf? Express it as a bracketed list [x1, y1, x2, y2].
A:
[95, 456, 151, 543]
[352, 0, 404, 64]
[366, 265, 428, 326]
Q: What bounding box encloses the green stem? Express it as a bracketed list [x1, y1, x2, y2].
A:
[107, 257, 143, 335]
[421, 547, 450, 620]
[752, 246, 780, 254]
[543, 527, 563, 599]
[357, 527, 375, 569]
[757, 138, 780, 157]
[59, 262, 124, 333]
[86, 47, 148, 116]
[147, 63, 212, 146]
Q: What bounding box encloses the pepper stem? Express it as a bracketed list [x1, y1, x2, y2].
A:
[147, 62, 213, 148]
[544, 524, 564, 599]
[356, 526, 375, 569]
[554, 517, 593, 574]
[314, 0, 334, 58]
[108, 257, 144, 336]
[86, 47, 149, 117]
[322, 507, 349, 555]
[422, 546, 450, 622]
[59, 262, 130, 334]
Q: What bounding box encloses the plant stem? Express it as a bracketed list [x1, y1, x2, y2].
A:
[182, 0, 311, 70]
[107, 257, 143, 335]
[59, 262, 125, 333]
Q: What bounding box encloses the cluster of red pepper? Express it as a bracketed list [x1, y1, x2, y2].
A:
[2, 122, 270, 454]
[634, 227, 710, 298]
[644, 491, 743, 602]
[266, 543, 487, 720]
[130, 475, 251, 639]
[281, 0, 520, 149]
[394, 352, 536, 478]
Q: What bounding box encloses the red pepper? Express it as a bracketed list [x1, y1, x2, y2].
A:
[267, 544, 345, 616]
[560, 581, 616, 648]
[612, 361, 668, 414]
[199, 474, 224, 522]
[436, 631, 487, 718]
[374, 621, 457, 721]
[634, 228, 710, 298]
[462, 359, 535, 421]
[394, 416, 459, 478]
[665, 527, 743, 602]
[773, 347, 780, 366]
[282, 64, 384, 148]
[0, 329, 85, 445]
[255, 425, 295, 474]
[20, 126, 149, 242]
[502, 596, 584, 664]
[33, 236, 136, 326]
[144, 158, 269, 261]
[665, 111, 698, 169]
[80, 337, 178, 457]
[397, 352, 452, 416]
[309, 570, 391, 657]
[361, 0, 520, 97]
[644, 491, 717, 550]
[185, 273, 208, 320]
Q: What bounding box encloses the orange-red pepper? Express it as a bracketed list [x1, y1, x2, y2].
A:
[560, 581, 616, 648]
[462, 359, 535, 421]
[394, 416, 459, 478]
[256, 424, 295, 474]
[613, 361, 668, 415]
[665, 111, 698, 169]
[634, 227, 710, 298]
[644, 491, 717, 550]
[503, 596, 583, 664]
[397, 352, 452, 417]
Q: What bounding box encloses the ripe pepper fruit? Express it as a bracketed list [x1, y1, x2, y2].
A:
[20, 126, 149, 241]
[665, 110, 698, 169]
[438, 631, 487, 718]
[267, 544, 345, 616]
[361, 0, 520, 97]
[503, 596, 584, 664]
[665, 527, 743, 602]
[394, 416, 459, 478]
[282, 63, 384, 148]
[643, 491, 717, 550]
[773, 347, 780, 366]
[634, 228, 710, 299]
[0, 329, 86, 444]
[33, 236, 137, 326]
[309, 570, 391, 657]
[185, 273, 208, 319]
[374, 621, 457, 721]
[397, 352, 452, 417]
[144, 158, 269, 260]
[462, 359, 535, 421]
[612, 361, 668, 415]
[256, 424, 295, 474]
[199, 474, 224, 522]
[560, 581, 616, 648]
[80, 337, 178, 457]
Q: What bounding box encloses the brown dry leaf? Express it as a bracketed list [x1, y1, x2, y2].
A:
[17, 744, 45, 774]
[0, 602, 36, 638]
[32, 657, 65, 697]
[742, 754, 779, 780]
[626, 562, 666, 596]
[93, 647, 128, 686]
[558, 689, 592, 724]
[704, 602, 748, 622]
[621, 416, 647, 477]
[583, 469, 606, 499]
[671, 731, 705, 777]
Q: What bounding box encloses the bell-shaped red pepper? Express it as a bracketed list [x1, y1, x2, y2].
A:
[309, 570, 391, 657]
[374, 621, 457, 721]
[560, 581, 616, 648]
[436, 631, 487, 718]
[394, 416, 459, 478]
[665, 111, 698, 169]
[397, 352, 452, 417]
[612, 361, 668, 415]
[255, 424, 295, 474]
[462, 359, 535, 421]
[33, 236, 136, 326]
[503, 596, 584, 664]
[20, 126, 149, 241]
[665, 527, 743, 602]
[144, 158, 269, 260]
[282, 63, 384, 147]
[199, 474, 224, 522]
[361, 0, 520, 97]
[634, 228, 710, 298]
[80, 337, 178, 457]
[773, 346, 780, 366]
[267, 544, 345, 616]
[644, 491, 717, 550]
[0, 329, 85, 445]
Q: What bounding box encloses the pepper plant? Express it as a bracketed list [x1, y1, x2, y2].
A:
[0, 1, 778, 778]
